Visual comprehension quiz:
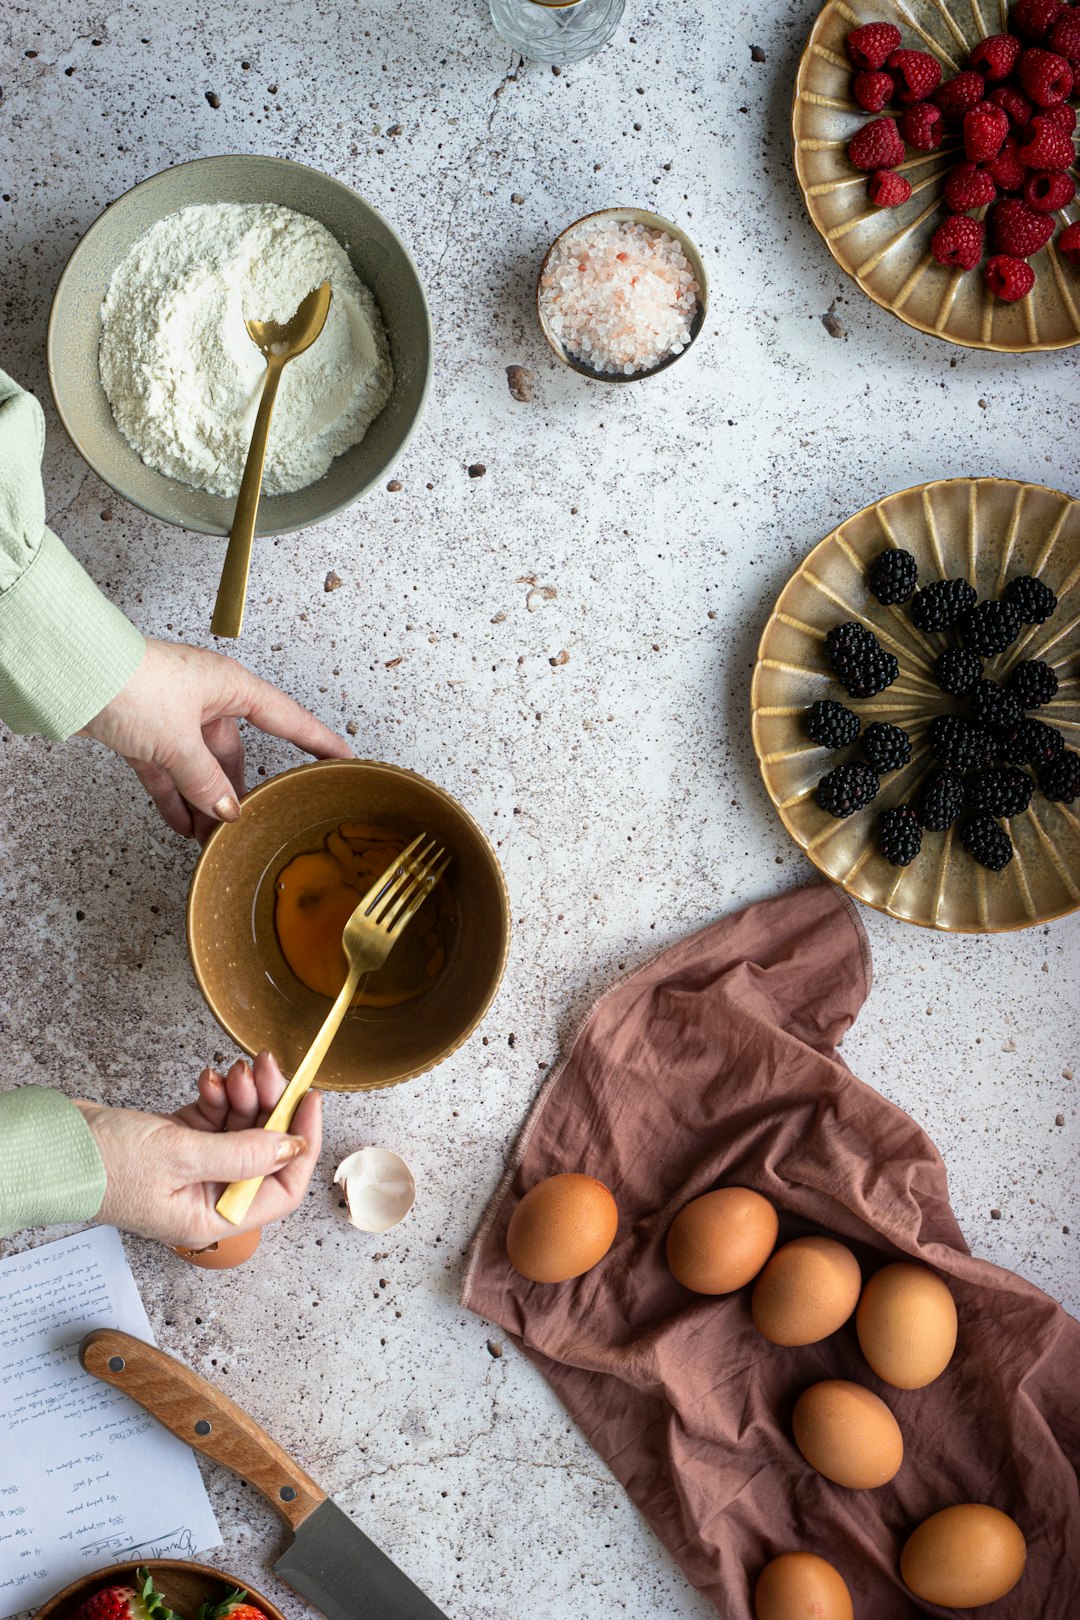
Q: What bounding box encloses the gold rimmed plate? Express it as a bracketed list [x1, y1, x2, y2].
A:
[751, 478, 1080, 932]
[794, 0, 1080, 350]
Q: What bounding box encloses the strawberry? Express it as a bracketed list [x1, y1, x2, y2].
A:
[989, 134, 1027, 191]
[1018, 45, 1074, 105]
[846, 22, 903, 71]
[868, 169, 913, 206]
[931, 214, 986, 269]
[964, 100, 1011, 161]
[1056, 220, 1080, 262]
[992, 196, 1056, 253]
[887, 48, 942, 103]
[848, 117, 906, 171]
[1041, 99, 1077, 131]
[970, 34, 1023, 81]
[900, 101, 944, 149]
[1049, 11, 1080, 64]
[1019, 111, 1076, 167]
[987, 85, 1034, 127]
[934, 70, 987, 120]
[72, 1570, 176, 1620]
[199, 1590, 267, 1620]
[1023, 168, 1077, 209]
[1010, 0, 1066, 44]
[985, 253, 1037, 299]
[853, 69, 895, 112]
[944, 160, 998, 211]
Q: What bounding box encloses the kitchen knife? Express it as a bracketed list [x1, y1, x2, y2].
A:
[80, 1329, 449, 1620]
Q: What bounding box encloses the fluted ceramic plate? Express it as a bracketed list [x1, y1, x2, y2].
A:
[751, 478, 1080, 932]
[794, 0, 1080, 350]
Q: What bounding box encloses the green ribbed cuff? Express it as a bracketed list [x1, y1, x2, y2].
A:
[0, 525, 145, 739]
[0, 1086, 106, 1237]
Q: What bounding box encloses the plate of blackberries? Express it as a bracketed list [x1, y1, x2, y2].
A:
[751, 477, 1080, 931]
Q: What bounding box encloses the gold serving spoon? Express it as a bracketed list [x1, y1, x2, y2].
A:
[210, 280, 332, 638]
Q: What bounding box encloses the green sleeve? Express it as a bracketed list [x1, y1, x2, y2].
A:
[0, 368, 145, 739]
[0, 1087, 106, 1237]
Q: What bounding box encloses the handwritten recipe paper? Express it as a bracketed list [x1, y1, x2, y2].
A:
[0, 1227, 220, 1615]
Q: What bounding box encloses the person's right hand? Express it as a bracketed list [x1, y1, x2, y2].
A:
[74, 1052, 322, 1248]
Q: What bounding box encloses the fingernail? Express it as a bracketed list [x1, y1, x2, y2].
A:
[276, 1136, 307, 1162]
[213, 794, 241, 823]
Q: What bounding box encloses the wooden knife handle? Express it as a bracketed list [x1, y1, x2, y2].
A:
[81, 1328, 325, 1533]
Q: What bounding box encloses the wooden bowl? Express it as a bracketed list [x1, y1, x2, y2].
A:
[793, 0, 1080, 351]
[36, 1559, 286, 1619]
[751, 477, 1080, 932]
[187, 758, 510, 1090]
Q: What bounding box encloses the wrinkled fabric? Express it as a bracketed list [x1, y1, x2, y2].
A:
[462, 885, 1080, 1618]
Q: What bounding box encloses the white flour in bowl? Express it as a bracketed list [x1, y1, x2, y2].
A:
[98, 202, 394, 497]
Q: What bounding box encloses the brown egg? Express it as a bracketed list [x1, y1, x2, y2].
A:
[792, 1379, 904, 1489]
[754, 1552, 853, 1620]
[666, 1187, 778, 1295]
[855, 1262, 958, 1388]
[506, 1173, 618, 1283]
[901, 1504, 1027, 1607]
[172, 1226, 262, 1269]
[751, 1236, 862, 1346]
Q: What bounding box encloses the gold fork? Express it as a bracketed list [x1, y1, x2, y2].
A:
[215, 834, 450, 1225]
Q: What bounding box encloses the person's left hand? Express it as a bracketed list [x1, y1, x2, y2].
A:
[80, 637, 352, 839]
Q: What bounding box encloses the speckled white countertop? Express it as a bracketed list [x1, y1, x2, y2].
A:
[1, 2, 1077, 1616]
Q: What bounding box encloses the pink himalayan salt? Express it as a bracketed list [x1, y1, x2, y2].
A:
[539, 218, 700, 376]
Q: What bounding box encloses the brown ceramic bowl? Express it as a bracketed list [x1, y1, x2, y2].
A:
[36, 1559, 286, 1619]
[187, 759, 510, 1091]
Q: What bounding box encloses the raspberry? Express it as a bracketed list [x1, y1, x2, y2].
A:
[986, 253, 1037, 298]
[992, 197, 1056, 253]
[848, 118, 906, 171]
[1006, 574, 1057, 622]
[1042, 99, 1077, 131]
[1038, 749, 1080, 802]
[1019, 111, 1077, 166]
[868, 169, 913, 207]
[919, 769, 966, 830]
[964, 101, 1011, 161]
[944, 160, 998, 211]
[1023, 168, 1076, 210]
[888, 48, 943, 103]
[815, 762, 880, 818]
[931, 214, 986, 269]
[934, 70, 987, 120]
[936, 647, 983, 694]
[987, 86, 1034, 127]
[989, 136, 1027, 191]
[961, 813, 1014, 870]
[846, 22, 903, 71]
[971, 678, 1023, 730]
[1009, 658, 1059, 707]
[1049, 10, 1080, 63]
[999, 716, 1064, 765]
[1019, 45, 1074, 105]
[854, 69, 896, 113]
[970, 34, 1023, 81]
[1056, 220, 1080, 261]
[900, 101, 944, 150]
[877, 805, 923, 866]
[1010, 0, 1066, 44]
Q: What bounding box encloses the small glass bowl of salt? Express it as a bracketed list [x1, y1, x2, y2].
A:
[536, 207, 708, 382]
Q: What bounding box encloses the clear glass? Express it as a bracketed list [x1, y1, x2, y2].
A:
[488, 0, 626, 65]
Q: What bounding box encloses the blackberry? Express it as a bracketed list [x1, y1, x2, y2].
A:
[910, 577, 976, 633]
[1038, 750, 1080, 803]
[825, 621, 899, 699]
[877, 805, 923, 866]
[1009, 659, 1059, 710]
[961, 599, 1022, 656]
[1005, 574, 1057, 624]
[860, 721, 912, 773]
[929, 714, 996, 771]
[961, 814, 1014, 871]
[936, 647, 982, 696]
[815, 762, 880, 818]
[918, 769, 966, 830]
[805, 700, 860, 749]
[998, 717, 1065, 767]
[970, 679, 1022, 731]
[868, 548, 918, 605]
[967, 767, 1034, 818]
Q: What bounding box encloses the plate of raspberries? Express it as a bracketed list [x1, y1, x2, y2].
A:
[751, 477, 1080, 931]
[794, 0, 1080, 349]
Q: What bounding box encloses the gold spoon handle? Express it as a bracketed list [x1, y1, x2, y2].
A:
[210, 358, 285, 639]
[215, 961, 364, 1226]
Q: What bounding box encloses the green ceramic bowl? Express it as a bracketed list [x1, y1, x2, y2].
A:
[47, 154, 432, 536]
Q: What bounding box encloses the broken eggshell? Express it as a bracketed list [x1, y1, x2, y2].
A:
[335, 1147, 416, 1233]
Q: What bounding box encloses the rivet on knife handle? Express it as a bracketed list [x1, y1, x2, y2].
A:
[80, 1328, 324, 1531]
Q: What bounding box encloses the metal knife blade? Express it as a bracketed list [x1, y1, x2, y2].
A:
[275, 1496, 448, 1620]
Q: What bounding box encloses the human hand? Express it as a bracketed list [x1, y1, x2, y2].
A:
[74, 1051, 323, 1248]
[80, 637, 352, 838]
